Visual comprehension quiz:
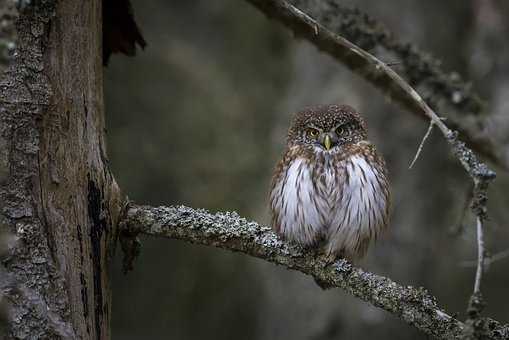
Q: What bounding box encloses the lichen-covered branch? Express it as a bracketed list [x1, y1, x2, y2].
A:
[245, 0, 509, 170]
[121, 204, 509, 340]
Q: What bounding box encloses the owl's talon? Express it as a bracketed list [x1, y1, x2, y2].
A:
[324, 252, 337, 265]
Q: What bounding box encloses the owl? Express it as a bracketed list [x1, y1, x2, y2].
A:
[270, 104, 390, 262]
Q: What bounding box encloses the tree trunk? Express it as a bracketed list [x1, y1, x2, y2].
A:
[0, 1, 121, 338]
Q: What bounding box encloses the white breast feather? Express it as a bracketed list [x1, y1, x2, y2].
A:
[270, 158, 323, 245]
[326, 155, 387, 258]
[271, 154, 388, 260]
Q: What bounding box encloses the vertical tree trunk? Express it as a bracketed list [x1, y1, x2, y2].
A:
[0, 1, 121, 338]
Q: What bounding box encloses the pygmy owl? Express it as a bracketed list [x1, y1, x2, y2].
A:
[270, 104, 390, 262]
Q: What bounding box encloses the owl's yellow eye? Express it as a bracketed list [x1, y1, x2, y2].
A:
[336, 126, 344, 135]
[307, 128, 319, 137]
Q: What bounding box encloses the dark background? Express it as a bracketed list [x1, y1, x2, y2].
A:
[104, 1, 509, 339]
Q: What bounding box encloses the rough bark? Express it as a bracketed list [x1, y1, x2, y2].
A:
[121, 204, 509, 340]
[246, 0, 509, 170]
[0, 0, 122, 339]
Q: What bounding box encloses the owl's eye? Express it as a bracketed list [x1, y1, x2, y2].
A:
[307, 128, 319, 138]
[336, 126, 344, 135]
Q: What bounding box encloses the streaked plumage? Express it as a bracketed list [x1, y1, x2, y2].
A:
[270, 104, 390, 261]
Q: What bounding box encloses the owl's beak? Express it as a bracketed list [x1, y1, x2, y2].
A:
[323, 135, 332, 150]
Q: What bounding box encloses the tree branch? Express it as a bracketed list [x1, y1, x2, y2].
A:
[408, 120, 434, 169]
[245, 0, 509, 170]
[473, 217, 485, 295]
[120, 204, 509, 340]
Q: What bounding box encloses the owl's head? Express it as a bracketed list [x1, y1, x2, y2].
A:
[287, 104, 367, 151]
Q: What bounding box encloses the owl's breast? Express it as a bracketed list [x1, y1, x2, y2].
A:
[325, 153, 390, 259]
[270, 150, 390, 255]
[313, 155, 343, 203]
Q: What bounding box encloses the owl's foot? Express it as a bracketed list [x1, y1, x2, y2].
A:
[312, 250, 355, 290]
[312, 252, 339, 290]
[324, 252, 338, 264]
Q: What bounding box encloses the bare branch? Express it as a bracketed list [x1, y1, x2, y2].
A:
[245, 0, 509, 170]
[464, 216, 488, 339]
[409, 120, 434, 169]
[120, 204, 509, 340]
[473, 217, 485, 295]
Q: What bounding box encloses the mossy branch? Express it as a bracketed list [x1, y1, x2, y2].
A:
[120, 204, 509, 340]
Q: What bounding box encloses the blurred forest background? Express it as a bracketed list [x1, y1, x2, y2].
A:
[104, 1, 509, 339]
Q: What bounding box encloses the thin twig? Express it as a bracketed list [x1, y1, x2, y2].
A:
[460, 248, 509, 268]
[473, 217, 485, 294]
[464, 216, 488, 337]
[409, 120, 434, 169]
[386, 61, 402, 67]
